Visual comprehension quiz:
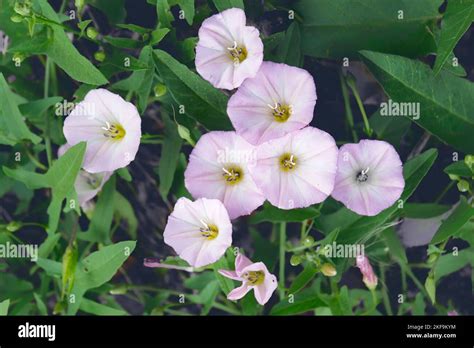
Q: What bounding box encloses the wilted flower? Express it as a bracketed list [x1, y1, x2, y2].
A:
[219, 253, 277, 305]
[58, 144, 112, 208]
[184, 131, 265, 219]
[163, 197, 232, 268]
[195, 8, 263, 90]
[331, 139, 405, 216]
[227, 61, 316, 145]
[356, 255, 378, 290]
[250, 127, 338, 209]
[0, 31, 9, 55]
[63, 89, 141, 173]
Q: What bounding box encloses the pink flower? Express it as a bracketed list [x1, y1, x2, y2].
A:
[63, 89, 141, 173]
[219, 253, 277, 305]
[332, 139, 405, 216]
[227, 61, 316, 145]
[356, 255, 378, 290]
[58, 144, 112, 208]
[195, 8, 263, 90]
[250, 127, 338, 209]
[184, 131, 265, 219]
[163, 197, 232, 268]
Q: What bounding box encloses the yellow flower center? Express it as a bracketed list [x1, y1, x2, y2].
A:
[227, 41, 247, 64]
[268, 102, 292, 122]
[199, 220, 219, 240]
[243, 270, 265, 286]
[102, 122, 126, 140]
[279, 153, 297, 171]
[222, 166, 243, 185]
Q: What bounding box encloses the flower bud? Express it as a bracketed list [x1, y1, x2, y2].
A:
[10, 14, 24, 23]
[290, 254, 302, 266]
[14, 1, 31, 17]
[94, 50, 106, 62]
[321, 263, 337, 277]
[457, 180, 470, 192]
[153, 83, 167, 97]
[86, 27, 98, 40]
[356, 255, 378, 290]
[6, 221, 21, 232]
[302, 235, 314, 247]
[464, 155, 474, 170]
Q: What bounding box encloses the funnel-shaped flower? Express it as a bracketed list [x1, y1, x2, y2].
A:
[356, 255, 378, 290]
[332, 139, 405, 216]
[63, 89, 141, 173]
[163, 197, 232, 268]
[227, 61, 316, 145]
[195, 8, 263, 90]
[219, 253, 277, 305]
[184, 131, 265, 219]
[58, 144, 112, 208]
[250, 127, 338, 209]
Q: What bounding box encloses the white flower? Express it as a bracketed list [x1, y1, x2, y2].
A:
[63, 89, 141, 173]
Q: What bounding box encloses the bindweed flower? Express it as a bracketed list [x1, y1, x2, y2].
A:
[195, 8, 263, 90]
[219, 253, 277, 305]
[356, 255, 378, 290]
[184, 131, 265, 219]
[163, 197, 232, 268]
[58, 144, 112, 209]
[331, 139, 405, 216]
[250, 127, 338, 209]
[63, 89, 141, 173]
[227, 61, 316, 145]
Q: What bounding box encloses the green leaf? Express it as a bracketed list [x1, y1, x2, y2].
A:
[370, 109, 411, 144]
[295, 0, 440, 59]
[156, 0, 173, 28]
[212, 0, 244, 12]
[288, 263, 318, 295]
[33, 293, 48, 316]
[0, 73, 41, 145]
[433, 0, 474, 74]
[68, 241, 136, 314]
[79, 298, 127, 315]
[0, 299, 10, 316]
[80, 175, 116, 244]
[114, 192, 138, 240]
[250, 203, 320, 224]
[270, 292, 326, 315]
[37, 0, 108, 85]
[403, 203, 451, 219]
[444, 161, 473, 177]
[104, 36, 143, 49]
[170, 0, 195, 25]
[360, 50, 474, 153]
[61, 242, 78, 299]
[3, 142, 86, 234]
[276, 22, 302, 67]
[153, 49, 232, 130]
[212, 255, 234, 296]
[431, 196, 474, 244]
[425, 273, 436, 304]
[382, 227, 407, 263]
[317, 149, 438, 244]
[85, 0, 127, 24]
[150, 28, 170, 46]
[112, 46, 154, 113]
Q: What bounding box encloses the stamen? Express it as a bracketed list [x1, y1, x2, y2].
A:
[243, 270, 265, 286]
[356, 167, 370, 183]
[227, 41, 247, 64]
[268, 102, 292, 122]
[199, 220, 219, 240]
[279, 153, 297, 171]
[102, 122, 126, 140]
[222, 166, 243, 185]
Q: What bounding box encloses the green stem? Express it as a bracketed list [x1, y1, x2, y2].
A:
[279, 222, 286, 300]
[44, 57, 52, 167]
[379, 264, 393, 315]
[346, 77, 373, 137]
[434, 181, 455, 203]
[339, 72, 358, 142]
